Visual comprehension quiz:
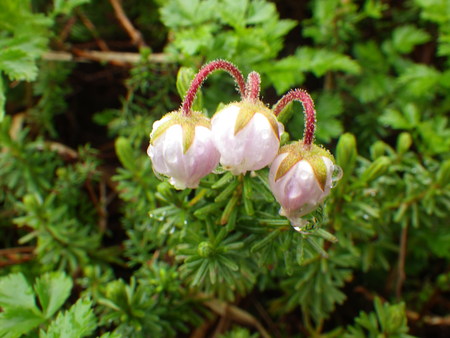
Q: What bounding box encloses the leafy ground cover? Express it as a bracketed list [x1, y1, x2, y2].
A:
[0, 0, 449, 337]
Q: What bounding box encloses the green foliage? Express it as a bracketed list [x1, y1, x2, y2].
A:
[344, 298, 413, 338]
[97, 263, 202, 337]
[40, 298, 96, 338]
[31, 61, 74, 137]
[0, 0, 90, 119]
[218, 326, 259, 338]
[0, 0, 449, 337]
[0, 271, 96, 338]
[276, 251, 355, 322]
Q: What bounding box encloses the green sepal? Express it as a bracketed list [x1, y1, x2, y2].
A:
[182, 122, 196, 154]
[221, 100, 279, 139]
[150, 110, 211, 153]
[275, 141, 335, 191]
[275, 144, 302, 182]
[309, 155, 328, 191]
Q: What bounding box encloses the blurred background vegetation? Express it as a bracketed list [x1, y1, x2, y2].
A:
[0, 0, 449, 337]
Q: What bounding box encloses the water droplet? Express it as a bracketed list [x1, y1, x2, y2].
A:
[261, 131, 271, 141]
[363, 214, 369, 220]
[167, 155, 178, 164]
[300, 170, 310, 181]
[331, 165, 343, 188]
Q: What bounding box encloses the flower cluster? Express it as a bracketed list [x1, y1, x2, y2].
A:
[147, 60, 341, 227]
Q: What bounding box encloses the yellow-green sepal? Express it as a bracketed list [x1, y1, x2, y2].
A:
[275, 141, 335, 191]
[226, 100, 279, 139]
[275, 143, 303, 182]
[150, 110, 211, 153]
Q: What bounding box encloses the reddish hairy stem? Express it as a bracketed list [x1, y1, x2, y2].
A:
[245, 71, 261, 101]
[273, 89, 316, 147]
[181, 60, 246, 116]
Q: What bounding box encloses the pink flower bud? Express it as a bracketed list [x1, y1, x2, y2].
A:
[147, 111, 220, 189]
[268, 142, 340, 227]
[211, 100, 283, 175]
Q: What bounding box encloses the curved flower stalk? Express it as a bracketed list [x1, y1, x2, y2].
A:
[147, 60, 246, 189]
[268, 89, 342, 228]
[211, 71, 284, 175]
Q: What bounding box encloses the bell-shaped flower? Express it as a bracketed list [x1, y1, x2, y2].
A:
[211, 100, 283, 175]
[268, 142, 339, 227]
[147, 110, 220, 189]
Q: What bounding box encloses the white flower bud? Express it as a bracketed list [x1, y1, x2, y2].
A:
[268, 142, 339, 226]
[147, 111, 220, 189]
[211, 101, 283, 175]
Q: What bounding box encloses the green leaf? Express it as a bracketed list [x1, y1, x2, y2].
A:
[219, 0, 248, 29]
[0, 75, 5, 121]
[40, 298, 96, 338]
[380, 108, 414, 129]
[336, 133, 357, 178]
[437, 159, 450, 186]
[34, 271, 73, 318]
[0, 48, 38, 81]
[98, 333, 122, 338]
[259, 56, 305, 94]
[178, 26, 215, 55]
[398, 64, 441, 96]
[353, 73, 393, 103]
[246, 0, 277, 24]
[296, 47, 361, 77]
[392, 25, 430, 53]
[359, 156, 390, 183]
[53, 0, 90, 15]
[0, 273, 37, 311]
[115, 137, 138, 172]
[0, 273, 45, 337]
[159, 0, 216, 28]
[0, 307, 44, 338]
[396, 132, 413, 155]
[314, 92, 344, 142]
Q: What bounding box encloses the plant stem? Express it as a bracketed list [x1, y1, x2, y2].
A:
[396, 223, 408, 300]
[108, 0, 147, 48]
[273, 89, 316, 147]
[245, 71, 261, 101]
[181, 60, 246, 116]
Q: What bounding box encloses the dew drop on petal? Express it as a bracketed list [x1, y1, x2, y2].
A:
[167, 155, 178, 164]
[331, 165, 343, 188]
[291, 218, 310, 233]
[299, 170, 310, 181]
[261, 130, 271, 141]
